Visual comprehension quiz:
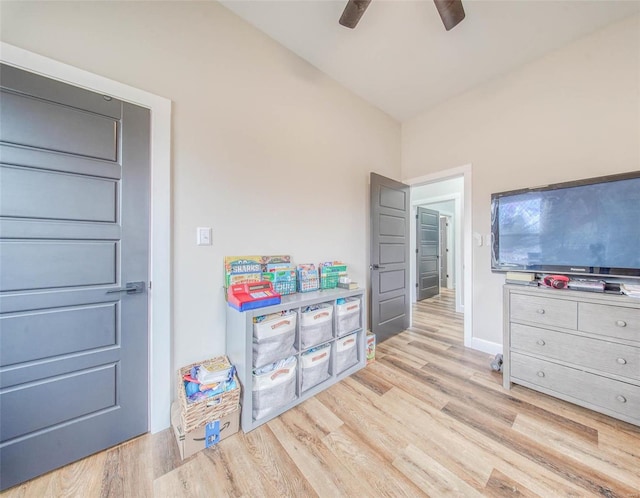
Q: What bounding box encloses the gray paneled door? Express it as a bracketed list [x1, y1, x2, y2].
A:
[416, 207, 440, 301]
[0, 64, 150, 490]
[370, 173, 410, 343]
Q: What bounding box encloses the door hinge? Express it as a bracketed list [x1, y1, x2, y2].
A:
[149, 281, 152, 289]
[415, 283, 419, 288]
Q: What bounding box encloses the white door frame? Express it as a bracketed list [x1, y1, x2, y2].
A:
[404, 165, 473, 350]
[1, 43, 172, 433]
[441, 213, 454, 290]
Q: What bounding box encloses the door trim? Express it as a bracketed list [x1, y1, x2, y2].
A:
[1, 42, 172, 433]
[404, 165, 473, 351]
[439, 214, 453, 289]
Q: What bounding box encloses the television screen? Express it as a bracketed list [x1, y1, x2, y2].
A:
[491, 171, 640, 278]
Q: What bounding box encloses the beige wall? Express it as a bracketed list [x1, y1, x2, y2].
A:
[3, 2, 637, 366]
[0, 1, 401, 369]
[402, 15, 640, 346]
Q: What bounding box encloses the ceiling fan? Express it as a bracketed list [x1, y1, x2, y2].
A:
[339, 0, 465, 31]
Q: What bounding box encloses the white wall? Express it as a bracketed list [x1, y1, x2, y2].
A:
[412, 177, 464, 204]
[4, 1, 636, 384]
[419, 200, 454, 217]
[0, 1, 400, 376]
[402, 15, 640, 348]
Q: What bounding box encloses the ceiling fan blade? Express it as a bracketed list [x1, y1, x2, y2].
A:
[433, 0, 465, 31]
[339, 0, 372, 29]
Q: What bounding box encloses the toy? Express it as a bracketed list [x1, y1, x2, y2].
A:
[185, 382, 199, 397]
[183, 362, 238, 403]
[223, 256, 263, 288]
[227, 281, 281, 311]
[490, 354, 503, 372]
[542, 274, 570, 289]
[297, 263, 319, 292]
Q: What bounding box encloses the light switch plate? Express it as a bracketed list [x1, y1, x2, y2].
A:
[197, 227, 212, 246]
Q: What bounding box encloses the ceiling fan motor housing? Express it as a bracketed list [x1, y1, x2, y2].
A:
[339, 0, 465, 31]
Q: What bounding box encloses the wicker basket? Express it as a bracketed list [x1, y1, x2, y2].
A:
[178, 356, 241, 432]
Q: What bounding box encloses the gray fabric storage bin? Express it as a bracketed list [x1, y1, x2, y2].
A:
[336, 297, 361, 335]
[300, 304, 333, 349]
[336, 332, 358, 373]
[252, 312, 296, 368]
[252, 356, 297, 420]
[300, 344, 331, 392]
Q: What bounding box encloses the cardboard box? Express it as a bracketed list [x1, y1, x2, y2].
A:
[366, 332, 376, 364]
[171, 401, 240, 460]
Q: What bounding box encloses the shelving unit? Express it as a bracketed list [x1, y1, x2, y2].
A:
[226, 287, 366, 432]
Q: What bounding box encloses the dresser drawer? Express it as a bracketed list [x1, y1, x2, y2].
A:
[511, 323, 640, 381]
[511, 352, 640, 422]
[579, 303, 640, 342]
[510, 294, 577, 329]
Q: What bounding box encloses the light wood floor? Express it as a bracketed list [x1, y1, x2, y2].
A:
[3, 289, 640, 497]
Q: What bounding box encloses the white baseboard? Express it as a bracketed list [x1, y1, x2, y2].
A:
[469, 337, 503, 356]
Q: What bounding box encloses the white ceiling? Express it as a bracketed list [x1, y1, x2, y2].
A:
[220, 0, 640, 121]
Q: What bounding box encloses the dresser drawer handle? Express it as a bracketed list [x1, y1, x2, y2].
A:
[536, 339, 546, 346]
[536, 309, 545, 315]
[616, 358, 627, 365]
[615, 320, 627, 328]
[616, 395, 627, 403]
[537, 371, 545, 378]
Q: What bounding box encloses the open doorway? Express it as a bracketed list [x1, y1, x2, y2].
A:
[405, 166, 472, 348]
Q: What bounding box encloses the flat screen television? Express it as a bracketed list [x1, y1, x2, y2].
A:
[491, 171, 640, 279]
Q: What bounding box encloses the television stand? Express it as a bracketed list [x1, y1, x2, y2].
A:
[503, 284, 639, 427]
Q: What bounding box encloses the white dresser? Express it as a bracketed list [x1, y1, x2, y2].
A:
[503, 284, 640, 426]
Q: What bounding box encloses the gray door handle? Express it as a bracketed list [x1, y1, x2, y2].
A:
[106, 281, 145, 294]
[370, 264, 386, 270]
